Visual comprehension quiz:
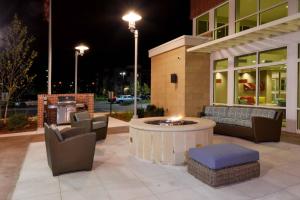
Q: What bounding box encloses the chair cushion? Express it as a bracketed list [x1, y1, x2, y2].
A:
[218, 117, 236, 124]
[50, 124, 63, 141]
[188, 144, 259, 170]
[92, 121, 106, 130]
[202, 116, 221, 123]
[234, 120, 252, 128]
[227, 107, 251, 120]
[251, 108, 276, 119]
[75, 111, 90, 121]
[204, 106, 227, 117]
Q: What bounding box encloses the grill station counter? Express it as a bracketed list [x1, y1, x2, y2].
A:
[45, 95, 88, 125]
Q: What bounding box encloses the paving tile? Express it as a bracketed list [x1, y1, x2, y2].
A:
[61, 186, 110, 200]
[286, 184, 300, 198]
[59, 171, 104, 192]
[11, 177, 60, 199]
[253, 191, 299, 200]
[140, 173, 188, 194]
[156, 188, 208, 200]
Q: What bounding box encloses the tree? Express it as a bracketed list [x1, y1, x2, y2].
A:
[0, 15, 37, 123]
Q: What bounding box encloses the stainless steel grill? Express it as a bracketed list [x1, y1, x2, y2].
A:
[57, 96, 76, 125]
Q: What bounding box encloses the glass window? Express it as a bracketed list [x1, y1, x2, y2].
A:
[215, 3, 229, 28]
[260, 3, 288, 25]
[259, 48, 287, 64]
[214, 59, 228, 70]
[214, 72, 228, 104]
[236, 0, 257, 19]
[214, 3, 229, 39]
[236, 14, 257, 33]
[298, 110, 300, 129]
[196, 13, 209, 35]
[235, 68, 257, 105]
[235, 53, 257, 67]
[298, 63, 300, 108]
[259, 65, 286, 107]
[260, 0, 286, 10]
[214, 26, 229, 39]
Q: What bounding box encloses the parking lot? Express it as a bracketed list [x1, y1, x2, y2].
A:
[0, 101, 149, 117]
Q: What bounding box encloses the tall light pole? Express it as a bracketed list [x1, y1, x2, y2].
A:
[47, 0, 52, 94]
[119, 71, 126, 94]
[122, 11, 142, 119]
[74, 44, 89, 94]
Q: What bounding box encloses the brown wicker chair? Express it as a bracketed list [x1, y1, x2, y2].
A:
[70, 111, 109, 141]
[44, 123, 96, 176]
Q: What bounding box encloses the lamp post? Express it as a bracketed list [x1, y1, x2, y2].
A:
[119, 71, 126, 94]
[74, 44, 89, 94]
[122, 11, 142, 119]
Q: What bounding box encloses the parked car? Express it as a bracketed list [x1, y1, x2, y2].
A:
[107, 96, 116, 103]
[116, 95, 141, 104]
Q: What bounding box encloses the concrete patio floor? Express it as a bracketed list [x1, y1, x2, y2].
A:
[9, 132, 300, 200]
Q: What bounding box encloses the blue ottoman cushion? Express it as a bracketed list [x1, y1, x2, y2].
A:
[188, 144, 259, 170]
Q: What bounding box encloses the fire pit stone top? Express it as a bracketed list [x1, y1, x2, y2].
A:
[130, 117, 216, 132]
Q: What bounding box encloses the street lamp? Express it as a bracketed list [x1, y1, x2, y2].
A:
[119, 71, 126, 79]
[74, 44, 89, 94]
[122, 11, 142, 118]
[119, 71, 126, 94]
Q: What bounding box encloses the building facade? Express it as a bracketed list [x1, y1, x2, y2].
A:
[149, 0, 300, 133]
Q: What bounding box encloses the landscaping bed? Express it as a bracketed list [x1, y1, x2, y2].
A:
[0, 115, 37, 135]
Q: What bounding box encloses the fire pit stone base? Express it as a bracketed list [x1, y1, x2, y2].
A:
[129, 117, 216, 165]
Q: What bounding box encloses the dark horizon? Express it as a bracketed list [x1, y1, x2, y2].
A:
[0, 0, 192, 94]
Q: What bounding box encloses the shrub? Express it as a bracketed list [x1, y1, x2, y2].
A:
[140, 105, 164, 118]
[137, 108, 145, 118]
[110, 112, 133, 122]
[0, 120, 4, 129]
[120, 101, 133, 106]
[7, 114, 29, 131]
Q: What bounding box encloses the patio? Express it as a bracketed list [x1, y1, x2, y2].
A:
[9, 128, 300, 200]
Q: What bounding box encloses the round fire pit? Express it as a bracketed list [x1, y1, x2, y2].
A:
[129, 117, 216, 165]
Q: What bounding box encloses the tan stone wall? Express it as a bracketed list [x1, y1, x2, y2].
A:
[185, 50, 210, 116]
[151, 46, 210, 117]
[151, 47, 186, 116]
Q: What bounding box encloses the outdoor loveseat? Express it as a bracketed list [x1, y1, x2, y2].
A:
[199, 106, 283, 143]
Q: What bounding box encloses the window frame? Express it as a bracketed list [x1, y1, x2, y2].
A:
[235, 0, 288, 33]
[213, 58, 229, 105]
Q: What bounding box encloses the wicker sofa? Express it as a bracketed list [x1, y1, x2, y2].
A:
[199, 106, 283, 143]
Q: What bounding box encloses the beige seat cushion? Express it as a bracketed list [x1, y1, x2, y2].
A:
[75, 111, 90, 121]
[93, 121, 106, 129]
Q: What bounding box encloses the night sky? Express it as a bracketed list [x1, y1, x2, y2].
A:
[0, 0, 191, 93]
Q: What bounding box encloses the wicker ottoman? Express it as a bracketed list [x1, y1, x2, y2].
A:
[187, 144, 260, 187]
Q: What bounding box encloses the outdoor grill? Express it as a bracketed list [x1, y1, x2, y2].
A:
[57, 96, 76, 125]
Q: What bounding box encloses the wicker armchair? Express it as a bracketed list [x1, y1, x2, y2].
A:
[70, 111, 109, 141]
[44, 123, 96, 176]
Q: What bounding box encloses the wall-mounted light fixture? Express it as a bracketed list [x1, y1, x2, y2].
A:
[171, 74, 177, 83]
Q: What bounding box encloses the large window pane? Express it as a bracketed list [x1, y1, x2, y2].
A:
[196, 13, 209, 35]
[214, 72, 228, 104]
[259, 48, 287, 64]
[236, 14, 257, 33]
[235, 53, 257, 67]
[215, 3, 229, 28]
[259, 65, 286, 107]
[214, 59, 228, 70]
[236, 0, 257, 19]
[214, 26, 229, 39]
[260, 0, 286, 10]
[298, 63, 300, 107]
[260, 3, 288, 25]
[235, 68, 256, 105]
[298, 110, 300, 129]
